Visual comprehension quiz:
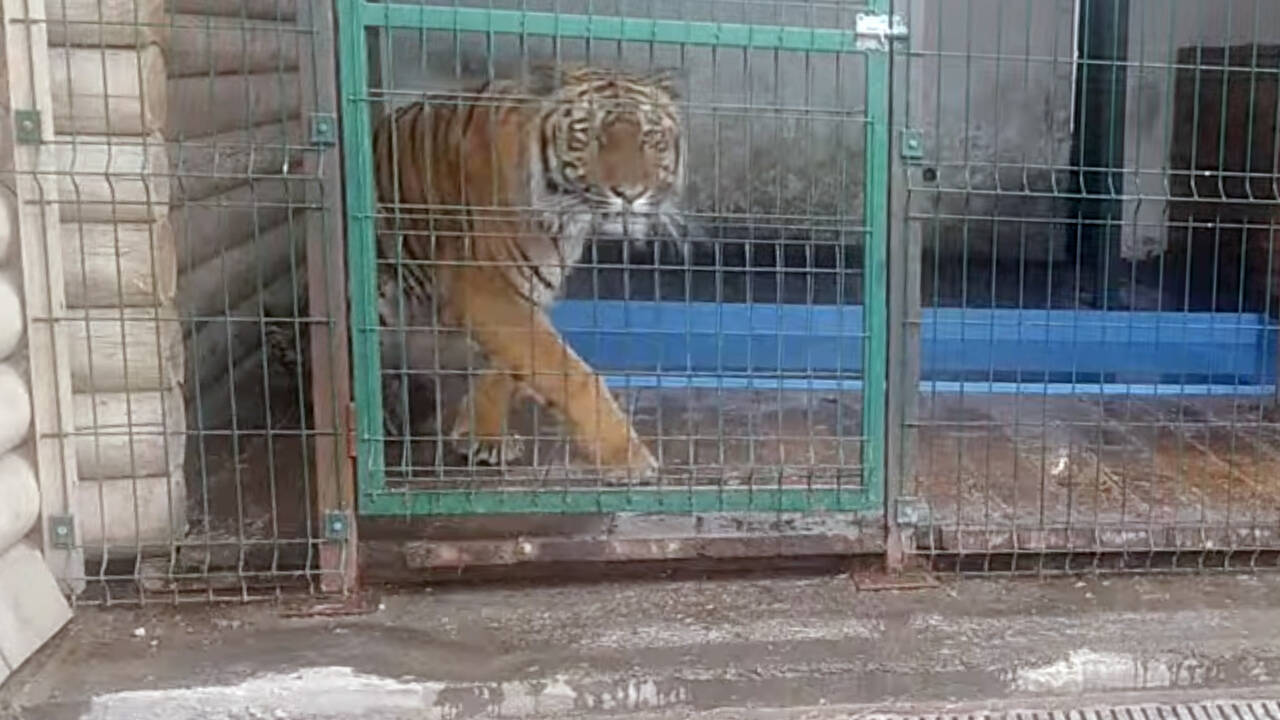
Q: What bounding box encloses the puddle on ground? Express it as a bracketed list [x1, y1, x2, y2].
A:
[1009, 648, 1278, 694]
[78, 650, 1280, 720]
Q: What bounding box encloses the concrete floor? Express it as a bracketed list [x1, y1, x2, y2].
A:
[5, 572, 1280, 719]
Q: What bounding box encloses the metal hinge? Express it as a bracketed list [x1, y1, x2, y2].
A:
[14, 109, 41, 144]
[48, 515, 75, 548]
[855, 13, 908, 51]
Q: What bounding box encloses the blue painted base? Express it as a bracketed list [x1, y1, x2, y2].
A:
[551, 300, 1280, 396]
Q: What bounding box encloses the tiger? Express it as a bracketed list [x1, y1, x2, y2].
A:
[371, 65, 685, 481]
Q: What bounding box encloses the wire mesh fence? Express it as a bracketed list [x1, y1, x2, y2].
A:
[7, 0, 1280, 604]
[896, 0, 1280, 573]
[341, 0, 889, 520]
[0, 0, 356, 603]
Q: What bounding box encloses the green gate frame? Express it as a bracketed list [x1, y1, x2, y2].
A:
[336, 0, 891, 516]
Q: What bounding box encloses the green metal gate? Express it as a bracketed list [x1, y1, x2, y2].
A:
[336, 0, 892, 516]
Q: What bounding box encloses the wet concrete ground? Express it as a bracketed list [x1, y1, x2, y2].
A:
[5, 573, 1280, 719]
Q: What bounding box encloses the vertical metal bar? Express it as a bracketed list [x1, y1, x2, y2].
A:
[300, 0, 358, 595]
[885, 0, 923, 570]
[862, 0, 892, 517]
[336, 0, 385, 511]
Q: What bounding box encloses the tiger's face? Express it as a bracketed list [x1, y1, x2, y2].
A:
[539, 68, 684, 243]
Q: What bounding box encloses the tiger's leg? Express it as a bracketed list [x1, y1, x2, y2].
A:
[452, 273, 658, 479]
[448, 370, 525, 466]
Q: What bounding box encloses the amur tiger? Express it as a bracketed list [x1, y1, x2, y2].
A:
[371, 65, 685, 481]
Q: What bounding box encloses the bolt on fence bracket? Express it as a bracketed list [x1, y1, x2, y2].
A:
[324, 510, 351, 541]
[855, 13, 908, 52]
[14, 109, 41, 144]
[901, 128, 925, 160]
[310, 112, 338, 147]
[48, 515, 75, 549]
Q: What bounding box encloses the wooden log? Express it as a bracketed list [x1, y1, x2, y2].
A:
[56, 133, 170, 223]
[0, 454, 40, 553]
[178, 219, 304, 318]
[186, 271, 298, 393]
[167, 0, 297, 21]
[169, 120, 304, 203]
[169, 15, 301, 78]
[168, 72, 302, 140]
[67, 306, 184, 392]
[77, 470, 186, 547]
[62, 219, 176, 307]
[73, 386, 184, 480]
[46, 0, 166, 48]
[49, 45, 167, 135]
[0, 273, 21, 359]
[171, 177, 307, 270]
[0, 363, 31, 456]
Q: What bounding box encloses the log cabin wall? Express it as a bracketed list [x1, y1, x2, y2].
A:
[1, 0, 78, 672]
[41, 0, 312, 559]
[46, 0, 182, 553]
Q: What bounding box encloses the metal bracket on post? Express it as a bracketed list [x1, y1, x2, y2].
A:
[323, 510, 351, 541]
[309, 112, 338, 147]
[48, 515, 75, 549]
[854, 12, 908, 52]
[900, 128, 924, 161]
[856, 497, 937, 590]
[14, 109, 41, 144]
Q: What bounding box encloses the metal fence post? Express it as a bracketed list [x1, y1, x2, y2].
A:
[884, 0, 926, 571]
[0, 0, 83, 591]
[299, 0, 358, 596]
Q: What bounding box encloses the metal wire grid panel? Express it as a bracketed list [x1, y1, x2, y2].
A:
[337, 0, 891, 515]
[896, 0, 1280, 571]
[5, 0, 358, 602]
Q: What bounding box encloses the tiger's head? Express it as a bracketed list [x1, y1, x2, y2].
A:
[534, 66, 685, 247]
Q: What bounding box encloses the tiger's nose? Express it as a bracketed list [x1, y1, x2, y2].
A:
[611, 185, 644, 203]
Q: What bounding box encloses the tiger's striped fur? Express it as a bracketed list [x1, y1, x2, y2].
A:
[372, 66, 684, 479]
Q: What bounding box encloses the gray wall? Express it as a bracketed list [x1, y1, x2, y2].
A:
[908, 0, 1079, 265]
[374, 0, 1078, 273]
[1122, 0, 1280, 259]
[370, 0, 1280, 290]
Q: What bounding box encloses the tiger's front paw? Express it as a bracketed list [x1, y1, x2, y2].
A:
[448, 430, 526, 467]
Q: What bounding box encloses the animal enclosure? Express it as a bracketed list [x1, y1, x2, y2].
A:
[341, 0, 1280, 570]
[340, 0, 891, 517]
[0, 0, 354, 603]
[899, 0, 1280, 570]
[4, 0, 1280, 611]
